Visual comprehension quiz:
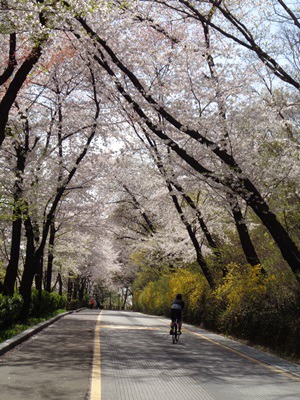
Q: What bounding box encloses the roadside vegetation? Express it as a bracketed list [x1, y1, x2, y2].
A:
[133, 264, 300, 362]
[0, 309, 66, 344]
[0, 290, 68, 343]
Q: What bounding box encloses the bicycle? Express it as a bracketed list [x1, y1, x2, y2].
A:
[171, 319, 180, 344]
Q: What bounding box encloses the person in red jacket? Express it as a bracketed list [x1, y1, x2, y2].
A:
[90, 298, 95, 309]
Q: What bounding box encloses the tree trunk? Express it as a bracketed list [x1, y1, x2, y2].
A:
[3, 146, 26, 295]
[19, 217, 36, 321]
[67, 276, 73, 301]
[241, 178, 300, 277]
[73, 277, 79, 300]
[34, 247, 44, 311]
[79, 278, 86, 301]
[0, 33, 17, 86]
[173, 182, 227, 277]
[45, 219, 56, 292]
[58, 273, 63, 296]
[3, 217, 22, 295]
[122, 287, 129, 310]
[227, 193, 263, 269]
[0, 39, 46, 146]
[168, 182, 216, 289]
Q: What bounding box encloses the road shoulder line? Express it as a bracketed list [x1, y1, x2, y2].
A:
[159, 317, 300, 380]
[185, 323, 300, 381]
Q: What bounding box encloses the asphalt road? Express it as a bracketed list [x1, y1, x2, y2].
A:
[0, 310, 95, 399]
[0, 310, 299, 400]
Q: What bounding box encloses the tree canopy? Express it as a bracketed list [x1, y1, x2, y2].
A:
[0, 1, 299, 336]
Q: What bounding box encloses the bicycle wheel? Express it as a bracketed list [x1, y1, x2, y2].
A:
[172, 322, 179, 344]
[172, 323, 177, 344]
[175, 325, 179, 343]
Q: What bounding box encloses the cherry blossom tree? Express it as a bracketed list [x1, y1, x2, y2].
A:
[149, 0, 300, 89]
[0, 0, 299, 313]
[70, 2, 300, 281]
[0, 36, 116, 316]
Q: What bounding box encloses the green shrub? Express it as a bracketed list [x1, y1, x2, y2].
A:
[66, 299, 87, 310]
[30, 289, 67, 317]
[0, 293, 23, 329]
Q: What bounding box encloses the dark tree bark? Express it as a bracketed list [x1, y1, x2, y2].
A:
[45, 218, 56, 292]
[73, 277, 79, 300]
[0, 33, 17, 86]
[0, 38, 47, 146]
[123, 184, 156, 235]
[67, 275, 73, 301]
[3, 216, 22, 295]
[19, 215, 36, 321]
[58, 273, 63, 296]
[3, 109, 30, 295]
[78, 277, 86, 301]
[3, 146, 25, 295]
[227, 193, 264, 270]
[167, 181, 216, 289]
[122, 287, 129, 310]
[51, 272, 63, 295]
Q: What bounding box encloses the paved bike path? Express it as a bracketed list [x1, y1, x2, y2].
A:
[0, 310, 96, 399]
[0, 310, 299, 399]
[99, 311, 300, 400]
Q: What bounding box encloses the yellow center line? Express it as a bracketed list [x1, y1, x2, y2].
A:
[90, 312, 102, 400]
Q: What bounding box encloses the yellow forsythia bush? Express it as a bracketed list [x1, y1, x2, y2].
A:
[214, 264, 272, 335]
[134, 268, 210, 324]
[212, 264, 300, 357]
[169, 269, 210, 324]
[137, 281, 156, 314]
[133, 264, 300, 357]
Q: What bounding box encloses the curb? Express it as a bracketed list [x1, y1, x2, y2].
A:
[0, 309, 83, 356]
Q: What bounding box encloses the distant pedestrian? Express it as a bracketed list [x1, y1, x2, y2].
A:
[90, 298, 95, 309]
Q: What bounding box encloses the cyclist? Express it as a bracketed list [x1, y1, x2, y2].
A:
[170, 293, 185, 335]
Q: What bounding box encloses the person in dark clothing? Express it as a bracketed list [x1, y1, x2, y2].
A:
[170, 293, 185, 335]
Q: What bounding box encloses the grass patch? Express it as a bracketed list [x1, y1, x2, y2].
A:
[0, 309, 66, 344]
